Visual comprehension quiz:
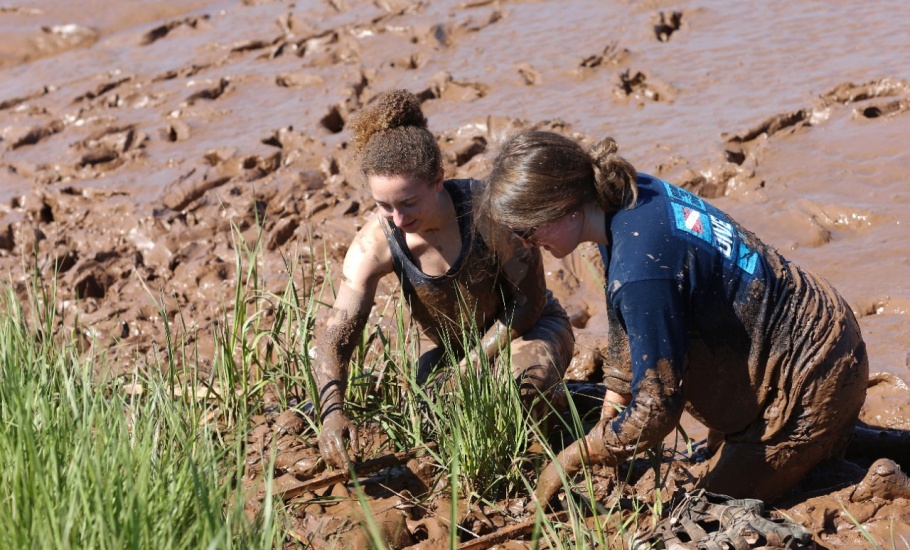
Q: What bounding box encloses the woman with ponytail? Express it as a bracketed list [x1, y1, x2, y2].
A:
[313, 92, 573, 470]
[479, 130, 871, 504]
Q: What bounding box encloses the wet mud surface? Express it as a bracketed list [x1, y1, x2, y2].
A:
[2, 0, 909, 547]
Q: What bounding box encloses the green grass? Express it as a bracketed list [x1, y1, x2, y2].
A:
[0, 281, 280, 548]
[0, 244, 654, 549]
[8, 233, 905, 550]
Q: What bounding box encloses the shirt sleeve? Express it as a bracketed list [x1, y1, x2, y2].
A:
[603, 298, 633, 394]
[592, 278, 689, 464]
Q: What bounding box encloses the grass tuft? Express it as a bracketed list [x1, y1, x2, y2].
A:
[0, 280, 279, 548]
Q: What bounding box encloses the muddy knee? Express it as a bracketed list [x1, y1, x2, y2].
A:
[416, 346, 447, 387]
[515, 362, 559, 391]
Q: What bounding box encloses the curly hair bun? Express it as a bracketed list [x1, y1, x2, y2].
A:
[349, 90, 427, 154]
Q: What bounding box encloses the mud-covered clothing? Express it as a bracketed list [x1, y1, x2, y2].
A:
[595, 174, 868, 499]
[380, 178, 572, 380]
[380, 179, 501, 350]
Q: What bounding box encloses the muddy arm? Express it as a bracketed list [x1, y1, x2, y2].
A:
[536, 279, 687, 505]
[476, 245, 547, 362]
[535, 365, 684, 507]
[587, 362, 685, 463]
[313, 280, 374, 418]
[313, 220, 391, 468]
[586, 278, 689, 462]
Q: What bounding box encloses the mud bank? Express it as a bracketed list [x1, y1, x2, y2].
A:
[2, 0, 909, 547]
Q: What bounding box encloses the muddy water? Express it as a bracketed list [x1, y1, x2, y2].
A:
[2, 0, 909, 545]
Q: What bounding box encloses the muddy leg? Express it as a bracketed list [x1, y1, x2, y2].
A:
[847, 422, 910, 472]
[507, 345, 564, 423]
[695, 438, 821, 501]
[415, 345, 449, 392]
[506, 313, 573, 421]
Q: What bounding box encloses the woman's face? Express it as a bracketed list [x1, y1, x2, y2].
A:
[514, 210, 583, 259]
[368, 173, 442, 233]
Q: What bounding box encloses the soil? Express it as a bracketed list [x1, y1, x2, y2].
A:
[2, 0, 908, 548]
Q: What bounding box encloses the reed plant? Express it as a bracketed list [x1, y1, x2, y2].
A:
[0, 279, 280, 549]
[13, 230, 897, 549]
[340, 288, 537, 498]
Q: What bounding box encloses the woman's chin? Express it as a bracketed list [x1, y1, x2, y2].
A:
[543, 245, 569, 259]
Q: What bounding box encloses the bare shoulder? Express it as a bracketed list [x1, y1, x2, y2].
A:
[341, 216, 394, 289]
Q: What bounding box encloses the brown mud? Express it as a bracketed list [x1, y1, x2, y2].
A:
[2, 0, 909, 547]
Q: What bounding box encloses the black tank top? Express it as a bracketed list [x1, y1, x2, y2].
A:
[379, 179, 503, 350]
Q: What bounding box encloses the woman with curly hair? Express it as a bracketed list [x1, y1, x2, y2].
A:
[313, 91, 574, 470]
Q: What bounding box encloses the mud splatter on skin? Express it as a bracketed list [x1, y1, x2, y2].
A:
[313, 279, 373, 410]
[2, 0, 910, 545]
[378, 180, 555, 365]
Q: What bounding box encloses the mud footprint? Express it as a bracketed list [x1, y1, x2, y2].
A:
[724, 109, 810, 164]
[517, 63, 542, 86]
[653, 11, 683, 42]
[74, 125, 142, 169]
[297, 29, 360, 67]
[152, 63, 211, 83]
[184, 77, 231, 105]
[819, 77, 909, 106]
[73, 76, 132, 103]
[7, 120, 64, 150]
[579, 41, 630, 70]
[856, 98, 910, 119]
[0, 86, 53, 112]
[275, 72, 325, 89]
[421, 9, 503, 48]
[613, 69, 677, 103]
[140, 15, 210, 46]
[318, 72, 371, 134]
[161, 168, 231, 211]
[416, 72, 488, 103]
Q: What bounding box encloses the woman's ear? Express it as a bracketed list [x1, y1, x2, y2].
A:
[434, 166, 445, 191]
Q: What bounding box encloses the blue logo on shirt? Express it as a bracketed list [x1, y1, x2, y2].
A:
[664, 181, 758, 276]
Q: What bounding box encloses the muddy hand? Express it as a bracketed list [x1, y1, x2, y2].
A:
[601, 390, 632, 421]
[317, 411, 360, 471]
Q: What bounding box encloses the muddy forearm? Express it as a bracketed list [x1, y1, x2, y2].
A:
[587, 365, 684, 466]
[313, 289, 372, 419]
[479, 248, 547, 361]
[478, 289, 545, 361]
[477, 318, 517, 362]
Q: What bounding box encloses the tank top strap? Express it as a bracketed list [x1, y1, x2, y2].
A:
[379, 214, 427, 284]
[378, 178, 477, 284]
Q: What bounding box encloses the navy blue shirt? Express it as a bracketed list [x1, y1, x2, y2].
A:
[596, 173, 834, 457]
